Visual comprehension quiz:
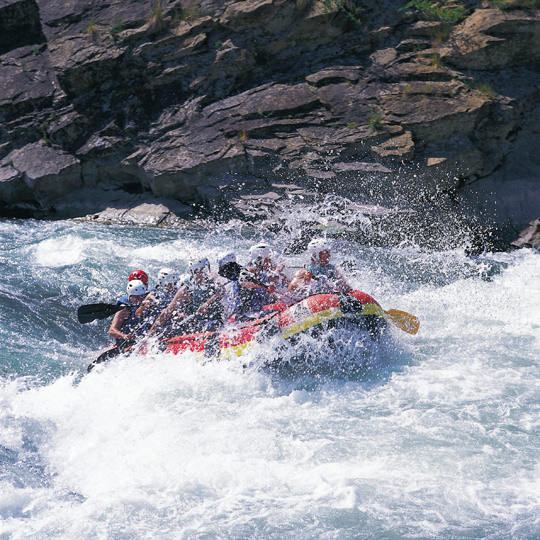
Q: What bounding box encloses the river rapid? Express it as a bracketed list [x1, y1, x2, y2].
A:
[0, 213, 539, 540]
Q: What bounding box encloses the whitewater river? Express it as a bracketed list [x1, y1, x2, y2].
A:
[0, 215, 539, 539]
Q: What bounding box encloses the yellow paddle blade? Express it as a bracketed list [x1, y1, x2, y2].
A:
[384, 309, 420, 335]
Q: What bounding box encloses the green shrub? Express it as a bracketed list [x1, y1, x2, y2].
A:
[85, 17, 98, 36]
[367, 108, 383, 131]
[400, 0, 467, 25]
[462, 79, 496, 98]
[491, 0, 540, 8]
[110, 19, 123, 40]
[323, 0, 362, 24]
[148, 1, 168, 34]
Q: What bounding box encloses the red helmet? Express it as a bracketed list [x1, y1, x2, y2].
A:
[128, 269, 148, 284]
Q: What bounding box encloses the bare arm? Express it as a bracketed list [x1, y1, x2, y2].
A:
[135, 292, 157, 318]
[108, 308, 132, 341]
[333, 268, 351, 292]
[289, 268, 312, 291]
[273, 263, 292, 287]
[195, 287, 225, 316]
[148, 286, 189, 335]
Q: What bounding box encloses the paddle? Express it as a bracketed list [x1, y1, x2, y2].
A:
[383, 309, 420, 335]
[77, 302, 129, 324]
[87, 339, 135, 372]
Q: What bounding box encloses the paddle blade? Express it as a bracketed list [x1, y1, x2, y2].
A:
[384, 309, 420, 335]
[77, 303, 124, 324]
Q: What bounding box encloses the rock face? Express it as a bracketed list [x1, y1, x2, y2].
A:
[0, 0, 539, 249]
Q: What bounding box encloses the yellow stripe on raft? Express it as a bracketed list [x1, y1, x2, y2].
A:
[281, 307, 343, 339]
[219, 340, 257, 359]
[361, 304, 386, 317]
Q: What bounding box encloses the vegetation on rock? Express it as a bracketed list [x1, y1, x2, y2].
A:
[400, 0, 467, 24]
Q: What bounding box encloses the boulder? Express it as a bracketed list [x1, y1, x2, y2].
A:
[440, 9, 540, 70]
[511, 218, 540, 249]
[66, 189, 194, 225]
[0, 165, 31, 204]
[48, 35, 128, 98]
[371, 130, 415, 164]
[6, 142, 82, 206]
[0, 46, 58, 123]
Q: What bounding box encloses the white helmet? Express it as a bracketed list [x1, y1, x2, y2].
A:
[249, 243, 272, 261]
[189, 257, 210, 273]
[126, 279, 146, 297]
[157, 268, 178, 286]
[308, 238, 331, 257]
[218, 252, 236, 267]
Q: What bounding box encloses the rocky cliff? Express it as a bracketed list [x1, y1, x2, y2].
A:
[1, 0, 539, 250]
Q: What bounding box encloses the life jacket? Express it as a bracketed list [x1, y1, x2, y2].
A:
[308, 262, 343, 291]
[115, 294, 129, 307]
[222, 278, 254, 321]
[247, 267, 274, 312]
[308, 262, 337, 280]
[116, 306, 146, 344]
[153, 288, 176, 310]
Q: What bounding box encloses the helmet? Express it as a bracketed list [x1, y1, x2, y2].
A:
[189, 257, 210, 273]
[157, 268, 178, 286]
[308, 238, 331, 257]
[249, 243, 272, 261]
[126, 279, 147, 297]
[218, 252, 236, 267]
[128, 269, 148, 284]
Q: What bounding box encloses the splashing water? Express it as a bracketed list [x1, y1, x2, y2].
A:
[0, 215, 539, 540]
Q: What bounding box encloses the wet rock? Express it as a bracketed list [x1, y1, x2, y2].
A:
[511, 218, 540, 249]
[67, 190, 193, 225]
[371, 131, 415, 164]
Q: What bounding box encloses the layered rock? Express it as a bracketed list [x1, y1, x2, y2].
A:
[512, 218, 540, 249]
[0, 0, 539, 250]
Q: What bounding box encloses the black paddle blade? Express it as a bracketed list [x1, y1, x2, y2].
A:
[87, 340, 134, 372]
[77, 303, 124, 324]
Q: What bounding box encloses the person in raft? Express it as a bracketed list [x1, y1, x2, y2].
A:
[115, 269, 150, 307]
[216, 251, 259, 322]
[147, 257, 223, 336]
[244, 243, 293, 310]
[135, 268, 180, 325]
[288, 238, 351, 297]
[108, 279, 149, 345]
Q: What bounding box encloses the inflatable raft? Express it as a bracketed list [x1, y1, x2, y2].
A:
[87, 290, 389, 371]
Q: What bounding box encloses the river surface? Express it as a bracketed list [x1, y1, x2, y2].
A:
[0, 215, 539, 539]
